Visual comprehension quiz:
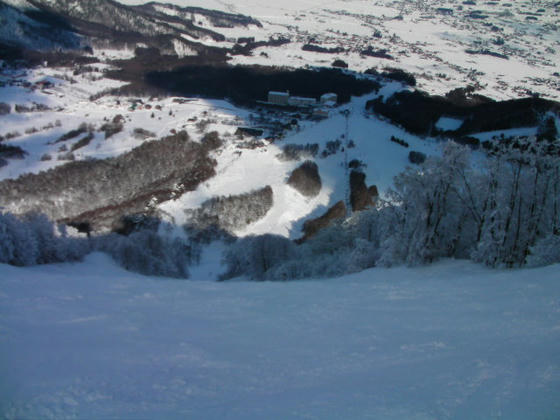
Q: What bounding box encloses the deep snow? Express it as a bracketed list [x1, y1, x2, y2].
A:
[1, 253, 559, 419]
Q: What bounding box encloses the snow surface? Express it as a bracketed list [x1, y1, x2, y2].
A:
[1, 253, 560, 419]
[435, 116, 463, 131]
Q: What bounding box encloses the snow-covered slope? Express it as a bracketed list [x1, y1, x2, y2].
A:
[0, 0, 82, 50]
[159, 83, 441, 238]
[2, 60, 555, 239]
[0, 62, 439, 237]
[1, 253, 559, 419]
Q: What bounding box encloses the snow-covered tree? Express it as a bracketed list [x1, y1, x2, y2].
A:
[221, 234, 296, 280]
[0, 211, 90, 266]
[94, 230, 192, 278]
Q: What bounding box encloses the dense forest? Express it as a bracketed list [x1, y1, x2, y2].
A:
[367, 90, 560, 137]
[146, 66, 380, 106]
[0, 131, 218, 230]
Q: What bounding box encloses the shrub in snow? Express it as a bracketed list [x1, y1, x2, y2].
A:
[302, 201, 347, 239]
[58, 152, 76, 161]
[132, 128, 156, 140]
[408, 151, 426, 164]
[14, 103, 50, 113]
[22, 213, 89, 264]
[332, 59, 348, 68]
[305, 220, 356, 256]
[350, 170, 375, 212]
[54, 123, 89, 144]
[0, 144, 27, 160]
[302, 44, 345, 54]
[196, 119, 211, 133]
[276, 143, 319, 161]
[185, 186, 274, 233]
[287, 160, 322, 197]
[526, 235, 560, 267]
[0, 212, 38, 266]
[100, 120, 123, 139]
[223, 214, 382, 281]
[390, 136, 409, 148]
[0, 102, 10, 115]
[113, 214, 160, 236]
[4, 131, 21, 140]
[321, 139, 341, 158]
[267, 219, 377, 280]
[70, 133, 95, 152]
[381, 67, 416, 86]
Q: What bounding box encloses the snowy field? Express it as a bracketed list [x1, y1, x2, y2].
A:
[1, 254, 560, 419]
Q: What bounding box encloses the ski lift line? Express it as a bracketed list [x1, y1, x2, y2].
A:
[340, 109, 351, 216]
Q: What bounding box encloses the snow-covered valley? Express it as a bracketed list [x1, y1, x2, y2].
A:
[2, 254, 560, 420]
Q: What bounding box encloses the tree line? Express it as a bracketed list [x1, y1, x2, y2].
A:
[2, 140, 560, 280]
[223, 140, 560, 280]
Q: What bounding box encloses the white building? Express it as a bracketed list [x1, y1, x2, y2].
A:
[288, 96, 316, 107]
[320, 93, 338, 105]
[268, 91, 290, 105]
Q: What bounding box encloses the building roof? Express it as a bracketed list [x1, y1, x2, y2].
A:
[290, 96, 316, 101]
[269, 91, 290, 97]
